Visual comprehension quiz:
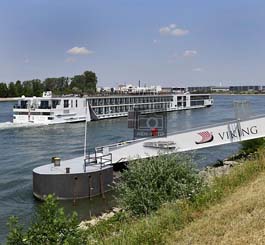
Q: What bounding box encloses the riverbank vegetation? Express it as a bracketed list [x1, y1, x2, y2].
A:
[0, 70, 97, 97]
[7, 141, 265, 244]
[116, 154, 204, 216]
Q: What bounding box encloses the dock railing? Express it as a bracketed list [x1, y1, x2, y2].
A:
[83, 151, 112, 172]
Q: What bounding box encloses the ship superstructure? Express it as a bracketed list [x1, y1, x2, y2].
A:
[13, 91, 213, 124]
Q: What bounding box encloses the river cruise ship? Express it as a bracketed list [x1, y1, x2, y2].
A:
[13, 92, 213, 124]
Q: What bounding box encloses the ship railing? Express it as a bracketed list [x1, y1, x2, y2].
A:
[83, 151, 112, 172]
[95, 139, 139, 153]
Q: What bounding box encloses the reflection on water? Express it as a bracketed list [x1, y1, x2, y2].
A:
[62, 190, 117, 220]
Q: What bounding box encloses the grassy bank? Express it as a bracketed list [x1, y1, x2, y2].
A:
[170, 171, 265, 244]
[79, 149, 265, 244]
[7, 148, 265, 244]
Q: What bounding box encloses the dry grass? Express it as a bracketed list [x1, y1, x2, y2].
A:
[169, 171, 265, 245]
[78, 149, 265, 244]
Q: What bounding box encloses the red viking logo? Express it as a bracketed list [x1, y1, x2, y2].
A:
[195, 131, 214, 144]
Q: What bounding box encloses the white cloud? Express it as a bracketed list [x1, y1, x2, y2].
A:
[65, 57, 76, 63]
[66, 46, 93, 55]
[159, 24, 189, 37]
[192, 67, 203, 72]
[183, 50, 197, 57]
[171, 28, 189, 37]
[153, 39, 160, 44]
[159, 26, 171, 35]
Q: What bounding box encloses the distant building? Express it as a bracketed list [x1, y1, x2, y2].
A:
[161, 87, 172, 93]
[172, 87, 187, 93]
[97, 87, 115, 93]
[98, 84, 265, 95]
[211, 86, 230, 92]
[188, 86, 212, 93]
[188, 85, 264, 93]
[229, 86, 263, 92]
[117, 84, 162, 94]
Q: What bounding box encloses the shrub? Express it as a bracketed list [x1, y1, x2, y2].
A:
[240, 138, 265, 155]
[6, 195, 83, 245]
[116, 153, 205, 216]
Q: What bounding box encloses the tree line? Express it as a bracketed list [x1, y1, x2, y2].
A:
[0, 70, 97, 97]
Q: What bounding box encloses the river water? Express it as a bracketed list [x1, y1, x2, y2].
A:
[0, 95, 265, 242]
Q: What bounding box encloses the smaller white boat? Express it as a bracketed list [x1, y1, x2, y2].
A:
[13, 91, 88, 124]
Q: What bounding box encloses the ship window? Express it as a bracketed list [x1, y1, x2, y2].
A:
[52, 100, 60, 108]
[40, 100, 50, 109]
[64, 100, 69, 108]
[76, 100, 78, 107]
[20, 101, 28, 109]
[99, 108, 103, 114]
[191, 95, 209, 100]
[42, 112, 51, 115]
[191, 101, 204, 106]
[71, 100, 73, 108]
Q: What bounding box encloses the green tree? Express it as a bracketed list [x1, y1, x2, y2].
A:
[22, 81, 33, 96]
[7, 195, 83, 244]
[8, 82, 18, 97]
[31, 79, 44, 96]
[70, 70, 97, 94]
[15, 80, 23, 96]
[43, 77, 57, 91]
[0, 82, 9, 97]
[83, 70, 97, 93]
[56, 77, 69, 94]
[43, 77, 69, 95]
[70, 75, 85, 92]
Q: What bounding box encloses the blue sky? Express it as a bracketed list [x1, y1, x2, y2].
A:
[0, 0, 265, 87]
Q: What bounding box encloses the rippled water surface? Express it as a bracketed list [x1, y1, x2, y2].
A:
[0, 95, 265, 242]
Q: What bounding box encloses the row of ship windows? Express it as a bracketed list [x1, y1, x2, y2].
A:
[15, 100, 79, 109]
[87, 97, 173, 106]
[93, 103, 173, 114]
[14, 112, 51, 115]
[87, 96, 209, 106]
[190, 101, 205, 106]
[93, 101, 194, 115]
[190, 96, 211, 100]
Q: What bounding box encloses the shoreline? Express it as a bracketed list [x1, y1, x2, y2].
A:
[0, 97, 19, 102]
[201, 93, 265, 96]
[1, 94, 265, 102]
